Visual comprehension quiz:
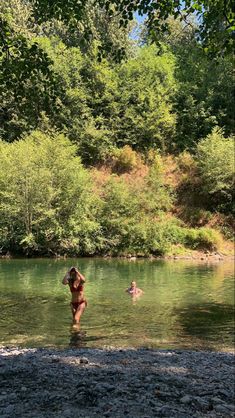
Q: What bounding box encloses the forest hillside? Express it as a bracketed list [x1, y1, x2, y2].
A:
[0, 1, 234, 257]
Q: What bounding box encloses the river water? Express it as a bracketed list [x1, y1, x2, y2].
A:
[0, 258, 234, 350]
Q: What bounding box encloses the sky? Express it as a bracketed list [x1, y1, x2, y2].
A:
[135, 13, 146, 25]
[130, 12, 146, 40]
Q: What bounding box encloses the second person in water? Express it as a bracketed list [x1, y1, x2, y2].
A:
[126, 281, 143, 297]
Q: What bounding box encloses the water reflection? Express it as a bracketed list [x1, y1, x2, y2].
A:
[126, 292, 144, 304]
[69, 325, 110, 348]
[69, 324, 87, 348]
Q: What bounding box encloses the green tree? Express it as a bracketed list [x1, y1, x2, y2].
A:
[1, 1, 233, 119]
[35, 37, 91, 140]
[76, 47, 120, 163]
[0, 131, 102, 255]
[0, 0, 134, 142]
[37, 1, 136, 61]
[155, 17, 235, 151]
[0, 9, 64, 141]
[115, 45, 177, 152]
[40, 38, 120, 164]
[197, 128, 235, 214]
[30, 0, 234, 55]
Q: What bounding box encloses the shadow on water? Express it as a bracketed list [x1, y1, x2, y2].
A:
[174, 302, 235, 348]
[69, 327, 109, 349]
[1, 292, 66, 324]
[69, 326, 87, 348]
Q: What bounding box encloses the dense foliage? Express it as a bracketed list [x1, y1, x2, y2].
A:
[0, 132, 101, 255]
[197, 128, 234, 214]
[0, 132, 226, 256]
[0, 0, 234, 256]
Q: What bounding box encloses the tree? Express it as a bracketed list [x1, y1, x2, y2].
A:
[115, 45, 177, 152]
[174, 49, 234, 151]
[97, 151, 173, 255]
[155, 17, 235, 151]
[197, 128, 235, 214]
[0, 2, 65, 141]
[1, 1, 234, 83]
[0, 0, 135, 141]
[0, 131, 102, 255]
[36, 0, 136, 61]
[30, 0, 234, 55]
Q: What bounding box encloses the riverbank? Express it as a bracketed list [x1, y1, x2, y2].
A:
[0, 248, 234, 261]
[0, 346, 234, 417]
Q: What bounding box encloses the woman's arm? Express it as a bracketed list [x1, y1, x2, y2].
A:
[77, 270, 86, 284]
[62, 271, 70, 285]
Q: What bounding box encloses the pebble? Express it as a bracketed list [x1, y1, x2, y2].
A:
[3, 405, 15, 414]
[180, 395, 191, 404]
[214, 404, 231, 414]
[80, 357, 89, 364]
[0, 346, 234, 417]
[226, 404, 235, 411]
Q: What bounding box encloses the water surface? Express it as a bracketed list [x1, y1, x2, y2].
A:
[0, 258, 234, 350]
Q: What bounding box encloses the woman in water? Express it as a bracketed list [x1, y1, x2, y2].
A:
[62, 267, 87, 324]
[126, 281, 143, 297]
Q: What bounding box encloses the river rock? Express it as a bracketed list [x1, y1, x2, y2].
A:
[0, 347, 234, 418]
[180, 395, 191, 404]
[79, 357, 89, 364]
[213, 404, 233, 414]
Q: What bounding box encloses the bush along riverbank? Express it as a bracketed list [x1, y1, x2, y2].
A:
[0, 131, 234, 259]
[0, 346, 234, 418]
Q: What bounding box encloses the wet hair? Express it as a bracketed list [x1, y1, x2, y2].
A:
[69, 267, 79, 282]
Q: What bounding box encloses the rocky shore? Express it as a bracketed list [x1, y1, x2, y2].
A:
[0, 346, 234, 418]
[0, 253, 234, 262]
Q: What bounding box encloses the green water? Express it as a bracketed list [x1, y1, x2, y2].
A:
[0, 258, 234, 350]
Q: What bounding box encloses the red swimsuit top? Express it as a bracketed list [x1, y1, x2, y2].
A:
[69, 282, 84, 293]
[128, 287, 137, 294]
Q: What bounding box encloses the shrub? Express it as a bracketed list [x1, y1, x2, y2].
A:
[77, 124, 115, 166]
[184, 227, 222, 251]
[177, 151, 197, 174]
[112, 145, 140, 173]
[177, 207, 213, 227]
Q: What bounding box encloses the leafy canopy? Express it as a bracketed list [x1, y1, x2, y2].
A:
[30, 0, 234, 55]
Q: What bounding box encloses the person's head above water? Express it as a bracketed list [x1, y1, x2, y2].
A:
[126, 280, 143, 296]
[130, 281, 137, 288]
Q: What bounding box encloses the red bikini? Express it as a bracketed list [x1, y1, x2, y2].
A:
[71, 300, 87, 310]
[69, 283, 84, 293]
[69, 280, 86, 310]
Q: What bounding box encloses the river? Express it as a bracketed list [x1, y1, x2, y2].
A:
[0, 258, 234, 350]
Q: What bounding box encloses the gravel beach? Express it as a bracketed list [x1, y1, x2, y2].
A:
[0, 346, 234, 418]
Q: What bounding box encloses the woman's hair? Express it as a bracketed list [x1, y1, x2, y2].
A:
[69, 267, 79, 281]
